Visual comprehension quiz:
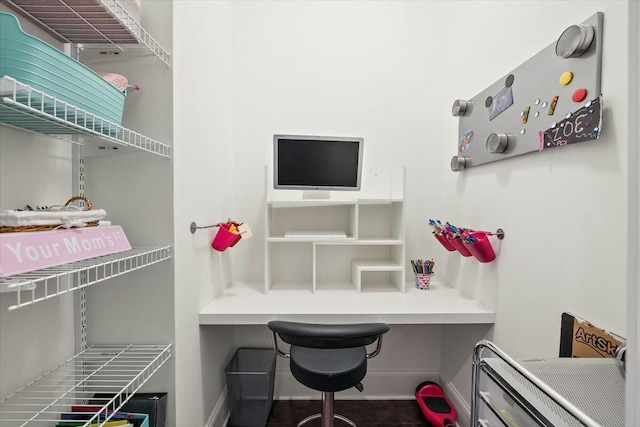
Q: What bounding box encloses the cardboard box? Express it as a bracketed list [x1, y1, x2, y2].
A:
[559, 312, 625, 358]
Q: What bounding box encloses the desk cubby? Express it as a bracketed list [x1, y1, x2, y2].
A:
[357, 200, 404, 240]
[266, 201, 357, 239]
[264, 166, 406, 294]
[265, 203, 405, 293]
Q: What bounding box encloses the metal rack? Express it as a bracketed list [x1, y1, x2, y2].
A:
[0, 344, 172, 426]
[3, 0, 170, 65]
[0, 77, 171, 158]
[472, 340, 625, 427]
[0, 246, 171, 310]
[0, 4, 173, 425]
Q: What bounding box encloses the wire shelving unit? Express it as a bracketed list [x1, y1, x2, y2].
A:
[0, 4, 173, 425]
[0, 344, 172, 426]
[0, 77, 170, 158]
[0, 246, 171, 311]
[3, 0, 171, 65]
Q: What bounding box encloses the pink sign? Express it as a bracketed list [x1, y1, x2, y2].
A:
[0, 226, 131, 278]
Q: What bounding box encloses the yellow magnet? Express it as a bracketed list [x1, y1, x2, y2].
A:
[559, 71, 573, 86]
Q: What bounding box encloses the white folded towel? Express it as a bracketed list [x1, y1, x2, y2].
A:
[0, 209, 107, 228]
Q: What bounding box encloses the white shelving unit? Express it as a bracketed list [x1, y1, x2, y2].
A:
[264, 167, 406, 294]
[0, 344, 172, 426]
[0, 3, 173, 426]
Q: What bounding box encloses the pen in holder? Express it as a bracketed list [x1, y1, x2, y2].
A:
[411, 259, 435, 290]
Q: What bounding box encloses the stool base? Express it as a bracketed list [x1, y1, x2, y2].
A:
[296, 392, 357, 427]
[297, 413, 356, 427]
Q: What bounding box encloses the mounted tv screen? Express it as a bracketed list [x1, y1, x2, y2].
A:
[273, 135, 363, 191]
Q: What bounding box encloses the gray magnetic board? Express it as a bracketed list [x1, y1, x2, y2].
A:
[450, 12, 603, 171]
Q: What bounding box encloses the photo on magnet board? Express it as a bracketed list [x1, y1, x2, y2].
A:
[488, 86, 514, 121]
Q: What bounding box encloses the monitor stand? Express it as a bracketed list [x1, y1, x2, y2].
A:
[302, 190, 331, 200]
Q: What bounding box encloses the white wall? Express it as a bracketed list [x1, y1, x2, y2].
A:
[173, 2, 235, 426]
[438, 3, 630, 421]
[441, 0, 628, 354]
[228, 1, 446, 284]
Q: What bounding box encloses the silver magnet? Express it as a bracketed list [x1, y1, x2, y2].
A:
[542, 101, 548, 108]
[556, 24, 595, 58]
[450, 155, 468, 172]
[520, 129, 526, 134]
[486, 133, 509, 154]
[534, 111, 540, 118]
[451, 99, 468, 117]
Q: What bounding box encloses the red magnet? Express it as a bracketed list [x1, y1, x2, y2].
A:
[572, 88, 587, 102]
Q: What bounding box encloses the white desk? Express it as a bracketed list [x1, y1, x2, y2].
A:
[199, 281, 495, 325]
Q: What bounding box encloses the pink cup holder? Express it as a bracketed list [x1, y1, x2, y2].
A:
[448, 236, 473, 257]
[211, 224, 241, 252]
[434, 233, 456, 251]
[462, 232, 496, 263]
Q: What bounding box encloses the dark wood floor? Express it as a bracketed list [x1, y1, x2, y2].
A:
[266, 400, 432, 427]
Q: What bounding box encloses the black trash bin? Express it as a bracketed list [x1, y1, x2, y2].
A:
[225, 348, 276, 427]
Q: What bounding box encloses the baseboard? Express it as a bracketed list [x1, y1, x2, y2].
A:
[211, 371, 452, 426]
[439, 374, 470, 427]
[275, 370, 441, 400]
[205, 387, 228, 427]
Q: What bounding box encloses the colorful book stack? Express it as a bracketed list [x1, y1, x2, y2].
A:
[57, 406, 149, 427]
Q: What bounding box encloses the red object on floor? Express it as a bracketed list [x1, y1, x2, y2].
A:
[415, 381, 457, 427]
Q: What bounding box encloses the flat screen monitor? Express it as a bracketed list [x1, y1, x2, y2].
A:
[273, 135, 364, 194]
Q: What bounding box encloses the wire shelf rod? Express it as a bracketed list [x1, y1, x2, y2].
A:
[0, 77, 170, 158]
[0, 345, 171, 426]
[100, 0, 170, 65]
[4, 1, 170, 65]
[0, 246, 171, 310]
[19, 346, 132, 427]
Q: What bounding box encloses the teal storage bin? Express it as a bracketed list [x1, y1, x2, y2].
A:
[0, 12, 125, 125]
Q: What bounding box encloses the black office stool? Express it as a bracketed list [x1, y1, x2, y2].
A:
[267, 321, 390, 427]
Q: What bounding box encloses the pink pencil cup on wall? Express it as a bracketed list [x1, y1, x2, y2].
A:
[462, 232, 496, 263]
[433, 233, 456, 251]
[448, 236, 473, 257]
[211, 223, 241, 252]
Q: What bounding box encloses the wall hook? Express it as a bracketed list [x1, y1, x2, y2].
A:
[190, 222, 219, 234]
[190, 218, 233, 234]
